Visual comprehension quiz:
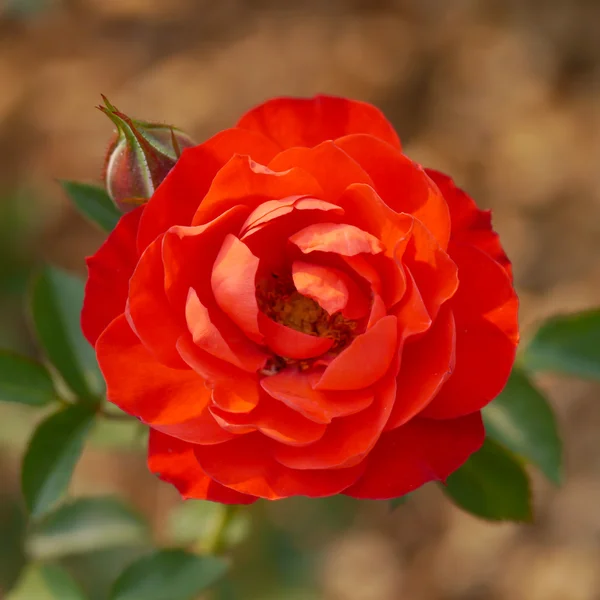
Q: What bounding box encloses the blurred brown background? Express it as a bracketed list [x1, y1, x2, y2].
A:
[1, 0, 600, 598]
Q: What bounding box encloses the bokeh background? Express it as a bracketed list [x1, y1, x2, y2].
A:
[2, 0, 600, 598]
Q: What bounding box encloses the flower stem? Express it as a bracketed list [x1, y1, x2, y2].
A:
[204, 505, 238, 555]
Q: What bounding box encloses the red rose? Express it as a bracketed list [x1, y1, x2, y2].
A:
[82, 95, 518, 503]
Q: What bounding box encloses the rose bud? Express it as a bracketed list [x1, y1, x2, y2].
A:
[100, 95, 196, 212]
[83, 95, 519, 504]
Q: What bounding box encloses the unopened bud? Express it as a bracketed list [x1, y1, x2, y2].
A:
[99, 95, 196, 212]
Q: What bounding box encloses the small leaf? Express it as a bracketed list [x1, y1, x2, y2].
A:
[443, 439, 532, 522]
[0, 350, 56, 406]
[389, 494, 411, 510]
[110, 549, 229, 600]
[522, 308, 600, 380]
[30, 266, 104, 402]
[27, 496, 149, 559]
[22, 405, 96, 517]
[39, 564, 88, 600]
[60, 181, 120, 233]
[483, 369, 562, 484]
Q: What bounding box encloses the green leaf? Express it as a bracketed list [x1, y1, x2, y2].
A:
[443, 439, 532, 522]
[483, 369, 562, 484]
[22, 405, 96, 517]
[30, 266, 104, 402]
[389, 494, 411, 510]
[27, 496, 149, 559]
[60, 181, 120, 233]
[522, 308, 600, 379]
[0, 350, 56, 406]
[39, 564, 88, 600]
[110, 549, 229, 600]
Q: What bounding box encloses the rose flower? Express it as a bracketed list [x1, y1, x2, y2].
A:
[82, 95, 518, 503]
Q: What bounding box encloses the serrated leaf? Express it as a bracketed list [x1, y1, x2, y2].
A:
[27, 496, 149, 559]
[110, 549, 229, 600]
[483, 369, 562, 484]
[22, 405, 96, 516]
[60, 181, 121, 233]
[522, 308, 600, 379]
[0, 350, 57, 406]
[39, 564, 88, 600]
[30, 266, 104, 402]
[443, 439, 532, 522]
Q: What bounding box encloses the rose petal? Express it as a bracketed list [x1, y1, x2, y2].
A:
[194, 432, 365, 499]
[261, 368, 374, 424]
[237, 95, 401, 150]
[274, 357, 397, 469]
[186, 288, 269, 372]
[211, 234, 263, 344]
[335, 134, 451, 249]
[148, 429, 256, 504]
[386, 305, 456, 429]
[136, 128, 279, 252]
[314, 315, 398, 390]
[127, 234, 187, 368]
[192, 155, 324, 226]
[344, 413, 485, 499]
[290, 222, 383, 256]
[426, 168, 513, 280]
[419, 243, 518, 419]
[96, 315, 232, 445]
[82, 206, 143, 346]
[257, 311, 334, 360]
[268, 141, 373, 202]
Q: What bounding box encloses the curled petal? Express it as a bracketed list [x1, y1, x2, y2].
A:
[192, 155, 324, 226]
[212, 234, 263, 344]
[177, 334, 261, 414]
[96, 315, 232, 445]
[290, 222, 383, 257]
[237, 95, 401, 150]
[268, 141, 373, 202]
[127, 234, 187, 368]
[194, 432, 365, 499]
[274, 357, 397, 469]
[315, 315, 398, 390]
[292, 261, 369, 319]
[426, 168, 513, 280]
[137, 128, 279, 252]
[210, 393, 327, 447]
[386, 305, 456, 430]
[148, 429, 256, 504]
[392, 269, 432, 340]
[420, 243, 518, 419]
[261, 368, 374, 424]
[82, 206, 143, 346]
[185, 288, 269, 372]
[344, 413, 485, 499]
[335, 134, 451, 249]
[257, 312, 334, 360]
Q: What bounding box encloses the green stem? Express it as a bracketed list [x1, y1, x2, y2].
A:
[203, 505, 238, 555]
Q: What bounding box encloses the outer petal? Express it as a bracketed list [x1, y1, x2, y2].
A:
[420, 243, 518, 419]
[335, 134, 451, 249]
[260, 368, 374, 424]
[237, 95, 401, 151]
[136, 128, 279, 252]
[192, 155, 324, 226]
[96, 315, 233, 445]
[344, 412, 485, 499]
[82, 207, 143, 346]
[314, 315, 398, 391]
[194, 432, 365, 499]
[386, 305, 455, 429]
[426, 168, 513, 280]
[148, 429, 256, 504]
